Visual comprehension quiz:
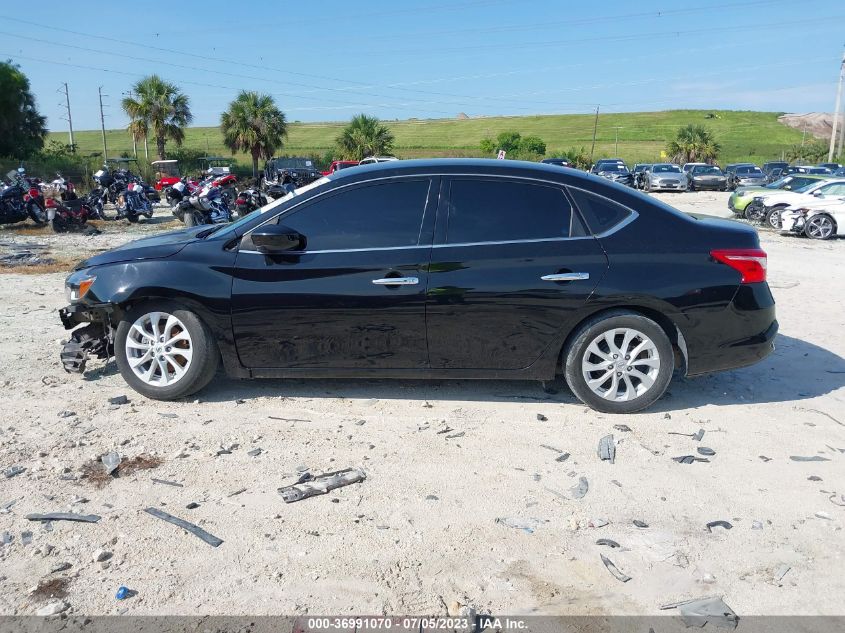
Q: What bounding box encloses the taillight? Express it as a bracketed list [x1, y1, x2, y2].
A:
[710, 248, 767, 284]
[236, 198, 246, 205]
[45, 198, 57, 208]
[29, 188, 39, 197]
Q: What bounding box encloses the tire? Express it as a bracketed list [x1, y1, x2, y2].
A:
[563, 311, 674, 414]
[127, 214, 139, 224]
[744, 204, 765, 223]
[114, 301, 219, 400]
[645, 179, 652, 193]
[27, 202, 46, 225]
[804, 214, 835, 240]
[765, 207, 782, 230]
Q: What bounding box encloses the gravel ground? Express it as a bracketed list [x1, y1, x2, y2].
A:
[0, 192, 843, 618]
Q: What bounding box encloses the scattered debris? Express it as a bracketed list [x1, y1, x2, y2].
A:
[151, 478, 183, 487]
[598, 434, 616, 463]
[101, 452, 121, 475]
[752, 520, 763, 530]
[664, 596, 738, 629]
[278, 468, 366, 503]
[815, 511, 832, 520]
[227, 488, 247, 497]
[143, 507, 223, 547]
[633, 519, 649, 528]
[555, 453, 571, 463]
[186, 502, 199, 510]
[706, 520, 733, 532]
[158, 413, 179, 419]
[26, 512, 100, 523]
[590, 518, 609, 528]
[268, 416, 311, 422]
[613, 424, 632, 432]
[57, 410, 76, 418]
[247, 448, 263, 457]
[109, 395, 129, 406]
[536, 413, 548, 421]
[4, 465, 25, 478]
[570, 476, 589, 499]
[93, 549, 112, 563]
[668, 428, 705, 441]
[540, 444, 563, 453]
[759, 455, 772, 462]
[35, 601, 69, 617]
[790, 455, 831, 462]
[829, 494, 845, 507]
[445, 431, 465, 439]
[773, 565, 791, 584]
[21, 530, 32, 545]
[596, 538, 621, 548]
[115, 586, 132, 600]
[495, 517, 541, 534]
[31, 578, 70, 600]
[600, 554, 631, 582]
[698, 447, 716, 456]
[425, 495, 439, 501]
[673, 455, 710, 464]
[436, 426, 453, 435]
[808, 476, 822, 481]
[49, 562, 72, 574]
[1, 531, 12, 545]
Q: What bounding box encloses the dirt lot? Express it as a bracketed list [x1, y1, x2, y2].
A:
[0, 192, 843, 618]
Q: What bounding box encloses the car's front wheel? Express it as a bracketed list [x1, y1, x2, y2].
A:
[564, 311, 674, 414]
[115, 301, 219, 400]
[804, 214, 835, 240]
[765, 207, 782, 230]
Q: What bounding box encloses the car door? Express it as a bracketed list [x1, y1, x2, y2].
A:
[425, 176, 608, 371]
[231, 177, 437, 369]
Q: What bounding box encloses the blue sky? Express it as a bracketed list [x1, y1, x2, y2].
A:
[3, 0, 844, 132]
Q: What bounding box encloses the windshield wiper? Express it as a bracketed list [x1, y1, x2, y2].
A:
[198, 226, 223, 239]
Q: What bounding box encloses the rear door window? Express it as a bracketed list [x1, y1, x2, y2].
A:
[567, 187, 633, 234]
[445, 178, 575, 243]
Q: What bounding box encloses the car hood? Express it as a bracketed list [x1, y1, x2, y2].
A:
[76, 225, 208, 269]
[653, 172, 685, 180]
[735, 186, 770, 197]
[692, 172, 726, 179]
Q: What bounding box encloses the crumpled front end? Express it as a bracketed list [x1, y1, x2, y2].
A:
[59, 303, 115, 373]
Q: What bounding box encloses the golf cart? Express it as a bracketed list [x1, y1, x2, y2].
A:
[199, 156, 234, 177]
[151, 159, 181, 191]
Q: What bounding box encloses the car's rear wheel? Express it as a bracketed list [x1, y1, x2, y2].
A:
[766, 207, 782, 230]
[804, 214, 835, 240]
[564, 311, 674, 414]
[115, 301, 219, 400]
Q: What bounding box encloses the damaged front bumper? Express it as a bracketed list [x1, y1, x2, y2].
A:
[59, 303, 115, 373]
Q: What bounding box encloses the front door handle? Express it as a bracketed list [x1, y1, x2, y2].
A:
[541, 272, 590, 282]
[372, 277, 419, 286]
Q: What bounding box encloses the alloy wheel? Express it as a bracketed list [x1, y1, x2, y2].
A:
[125, 311, 193, 386]
[581, 327, 660, 402]
[805, 215, 834, 240]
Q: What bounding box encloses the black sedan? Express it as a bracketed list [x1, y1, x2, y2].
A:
[59, 159, 777, 414]
[591, 160, 635, 187]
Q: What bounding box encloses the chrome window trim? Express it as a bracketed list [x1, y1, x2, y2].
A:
[238, 172, 639, 255]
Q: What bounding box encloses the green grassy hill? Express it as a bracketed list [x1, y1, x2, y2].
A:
[49, 110, 802, 168]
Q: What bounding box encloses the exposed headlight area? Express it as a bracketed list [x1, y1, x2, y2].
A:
[65, 272, 96, 303]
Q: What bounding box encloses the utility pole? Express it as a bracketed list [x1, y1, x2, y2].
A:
[801, 122, 807, 147]
[98, 86, 108, 160]
[613, 126, 622, 156]
[828, 49, 845, 162]
[58, 83, 74, 152]
[589, 105, 600, 164]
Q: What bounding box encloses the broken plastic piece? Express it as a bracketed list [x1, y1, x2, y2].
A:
[600, 554, 631, 582]
[4, 466, 25, 478]
[143, 507, 223, 547]
[613, 424, 631, 432]
[495, 517, 540, 534]
[555, 453, 570, 463]
[673, 455, 710, 464]
[693, 428, 705, 442]
[697, 447, 716, 456]
[26, 512, 101, 523]
[596, 538, 620, 548]
[151, 478, 183, 487]
[536, 413, 548, 421]
[109, 395, 128, 406]
[706, 520, 733, 532]
[278, 468, 366, 503]
[676, 596, 738, 629]
[633, 519, 649, 528]
[598, 435, 616, 463]
[101, 452, 121, 475]
[570, 476, 589, 499]
[773, 565, 790, 583]
[790, 455, 831, 462]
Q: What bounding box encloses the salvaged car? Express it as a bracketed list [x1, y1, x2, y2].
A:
[590, 160, 635, 187]
[728, 165, 766, 190]
[642, 163, 688, 192]
[59, 159, 776, 414]
[262, 157, 322, 189]
[781, 197, 845, 240]
[746, 178, 845, 227]
[728, 174, 825, 216]
[687, 165, 727, 191]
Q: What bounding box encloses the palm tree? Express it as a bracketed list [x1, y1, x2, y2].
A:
[121, 75, 192, 161]
[666, 124, 721, 164]
[336, 114, 395, 161]
[220, 91, 288, 178]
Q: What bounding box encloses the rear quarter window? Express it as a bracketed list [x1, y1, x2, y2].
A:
[567, 187, 634, 234]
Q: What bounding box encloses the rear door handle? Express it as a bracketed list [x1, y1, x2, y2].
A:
[541, 272, 590, 282]
[372, 277, 419, 285]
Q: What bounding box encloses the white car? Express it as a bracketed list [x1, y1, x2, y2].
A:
[749, 179, 845, 228]
[781, 198, 845, 240]
[358, 156, 399, 166]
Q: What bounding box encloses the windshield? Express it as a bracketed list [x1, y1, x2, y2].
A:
[694, 166, 721, 175]
[213, 176, 332, 237]
[794, 181, 820, 193]
[599, 163, 628, 173]
[737, 166, 762, 175]
[271, 158, 314, 169]
[653, 164, 681, 173]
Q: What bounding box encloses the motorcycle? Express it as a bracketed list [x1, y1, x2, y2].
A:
[234, 188, 268, 217]
[164, 177, 199, 208]
[46, 196, 91, 233]
[173, 180, 231, 226]
[1, 168, 46, 225]
[115, 181, 154, 223]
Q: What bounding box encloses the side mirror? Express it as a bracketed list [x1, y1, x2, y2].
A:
[251, 224, 305, 253]
[813, 190, 823, 197]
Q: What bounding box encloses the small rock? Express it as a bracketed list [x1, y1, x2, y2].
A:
[354, 420, 366, 426]
[36, 601, 69, 617]
[663, 413, 671, 420]
[57, 410, 76, 418]
[752, 520, 763, 530]
[701, 573, 717, 584]
[247, 448, 262, 457]
[808, 476, 822, 481]
[425, 495, 439, 501]
[108, 395, 129, 406]
[633, 520, 649, 528]
[613, 424, 631, 432]
[536, 413, 548, 421]
[93, 548, 112, 563]
[4, 466, 25, 478]
[186, 502, 199, 509]
[50, 562, 72, 574]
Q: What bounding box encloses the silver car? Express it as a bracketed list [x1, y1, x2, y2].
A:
[643, 163, 688, 192]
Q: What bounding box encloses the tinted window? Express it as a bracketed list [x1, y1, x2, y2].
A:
[568, 187, 632, 234]
[446, 179, 573, 243]
[278, 180, 430, 250]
